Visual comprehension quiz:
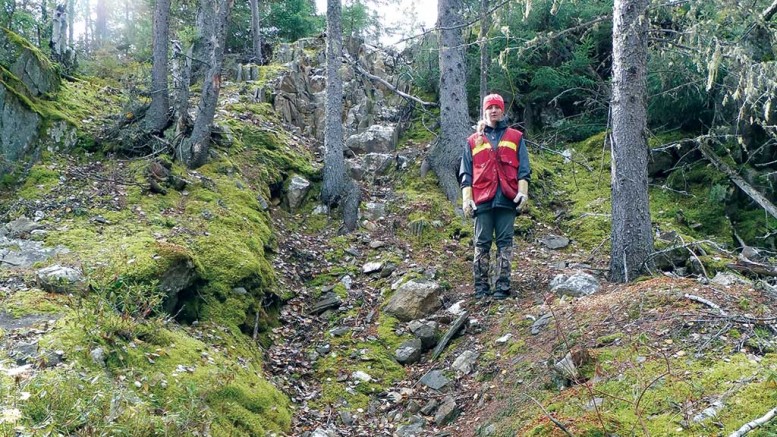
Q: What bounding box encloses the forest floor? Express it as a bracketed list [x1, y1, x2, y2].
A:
[262, 140, 777, 436]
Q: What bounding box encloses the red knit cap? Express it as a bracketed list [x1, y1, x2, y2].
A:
[483, 93, 505, 113]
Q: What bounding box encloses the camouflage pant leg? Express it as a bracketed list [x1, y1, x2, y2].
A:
[473, 246, 491, 293]
[495, 246, 513, 292]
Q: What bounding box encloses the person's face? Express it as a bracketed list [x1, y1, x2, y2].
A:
[485, 104, 504, 126]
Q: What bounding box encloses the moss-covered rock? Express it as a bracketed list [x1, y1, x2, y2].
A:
[0, 28, 60, 97]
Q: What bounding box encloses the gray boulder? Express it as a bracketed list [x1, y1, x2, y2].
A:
[539, 234, 570, 250]
[1, 86, 42, 169]
[159, 258, 199, 313]
[384, 280, 441, 322]
[0, 30, 60, 97]
[345, 124, 398, 155]
[362, 153, 395, 176]
[408, 320, 438, 350]
[4, 217, 42, 237]
[0, 237, 69, 269]
[362, 202, 387, 221]
[434, 396, 459, 426]
[285, 175, 311, 210]
[550, 272, 600, 297]
[36, 265, 86, 294]
[418, 369, 449, 391]
[395, 338, 423, 365]
[394, 416, 425, 437]
[452, 350, 479, 374]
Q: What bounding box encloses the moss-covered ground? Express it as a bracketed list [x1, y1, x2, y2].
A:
[0, 68, 308, 435]
[4, 31, 777, 436]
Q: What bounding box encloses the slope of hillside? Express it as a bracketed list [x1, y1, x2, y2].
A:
[263, 123, 777, 436]
[1, 41, 776, 437]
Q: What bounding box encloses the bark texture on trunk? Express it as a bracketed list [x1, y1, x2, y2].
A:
[177, 0, 232, 168]
[609, 0, 654, 282]
[432, 0, 472, 202]
[322, 0, 345, 207]
[479, 0, 489, 119]
[50, 4, 67, 60]
[322, 0, 359, 233]
[171, 40, 192, 136]
[67, 0, 74, 47]
[146, 0, 171, 133]
[249, 0, 263, 64]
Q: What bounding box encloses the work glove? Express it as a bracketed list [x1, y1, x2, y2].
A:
[462, 186, 477, 218]
[513, 179, 529, 212]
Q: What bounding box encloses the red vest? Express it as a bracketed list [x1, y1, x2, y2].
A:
[467, 128, 523, 204]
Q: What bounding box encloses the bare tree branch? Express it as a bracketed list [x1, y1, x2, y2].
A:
[344, 53, 437, 107]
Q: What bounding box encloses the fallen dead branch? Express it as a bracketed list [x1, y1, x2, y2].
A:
[525, 394, 574, 437]
[729, 407, 777, 437]
[698, 141, 777, 221]
[726, 260, 777, 277]
[684, 293, 727, 316]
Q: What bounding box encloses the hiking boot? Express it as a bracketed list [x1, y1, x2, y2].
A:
[492, 289, 510, 300]
[473, 289, 492, 299]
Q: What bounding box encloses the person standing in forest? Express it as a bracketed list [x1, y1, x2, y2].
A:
[459, 93, 531, 299]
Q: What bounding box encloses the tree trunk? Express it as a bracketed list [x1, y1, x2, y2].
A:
[479, 0, 489, 118]
[83, 0, 91, 53]
[38, 0, 48, 48]
[124, 0, 135, 47]
[67, 0, 74, 47]
[177, 0, 233, 168]
[249, 0, 263, 64]
[321, 0, 359, 233]
[146, 0, 171, 133]
[50, 4, 67, 61]
[189, 5, 211, 83]
[5, 1, 14, 28]
[609, 0, 654, 282]
[95, 0, 108, 47]
[171, 40, 193, 136]
[432, 0, 471, 202]
[322, 0, 345, 207]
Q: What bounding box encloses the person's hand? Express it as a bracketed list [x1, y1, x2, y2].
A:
[462, 187, 477, 218]
[514, 180, 529, 212]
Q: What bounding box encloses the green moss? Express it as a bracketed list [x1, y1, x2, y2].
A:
[555, 134, 612, 250]
[3, 28, 57, 76]
[395, 160, 464, 251]
[220, 100, 317, 187]
[733, 208, 777, 246]
[506, 339, 527, 356]
[1, 64, 74, 126]
[595, 332, 623, 346]
[24, 305, 291, 435]
[17, 164, 60, 198]
[332, 283, 348, 299]
[313, 313, 406, 411]
[0, 64, 37, 105]
[508, 347, 777, 436]
[1, 289, 66, 317]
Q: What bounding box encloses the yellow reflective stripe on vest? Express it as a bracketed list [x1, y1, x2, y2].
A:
[498, 140, 517, 151]
[472, 143, 491, 156]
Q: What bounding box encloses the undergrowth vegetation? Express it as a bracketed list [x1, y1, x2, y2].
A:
[0, 71, 303, 434]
